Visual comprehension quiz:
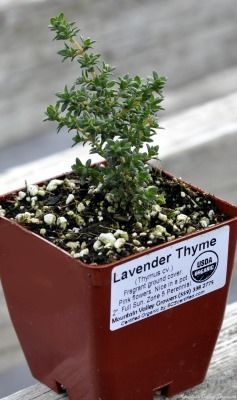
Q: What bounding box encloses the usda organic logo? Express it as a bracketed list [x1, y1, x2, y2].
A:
[190, 250, 219, 283]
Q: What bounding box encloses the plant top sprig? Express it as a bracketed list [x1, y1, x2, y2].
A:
[45, 13, 167, 223]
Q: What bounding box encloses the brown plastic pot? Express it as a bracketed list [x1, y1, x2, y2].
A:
[0, 174, 237, 400]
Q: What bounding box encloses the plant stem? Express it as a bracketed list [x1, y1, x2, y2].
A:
[70, 37, 84, 54]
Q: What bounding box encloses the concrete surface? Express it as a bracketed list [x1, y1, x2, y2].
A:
[1, 0, 237, 148]
[0, 365, 37, 398]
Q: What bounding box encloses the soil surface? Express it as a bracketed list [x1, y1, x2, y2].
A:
[0, 169, 227, 265]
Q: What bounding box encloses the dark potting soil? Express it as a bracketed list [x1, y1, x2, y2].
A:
[0, 170, 227, 265]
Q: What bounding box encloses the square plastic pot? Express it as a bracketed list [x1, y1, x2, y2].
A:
[0, 174, 237, 400]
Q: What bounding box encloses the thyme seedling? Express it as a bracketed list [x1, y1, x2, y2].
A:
[45, 13, 166, 222]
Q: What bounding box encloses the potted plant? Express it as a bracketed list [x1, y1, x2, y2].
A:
[0, 13, 237, 400]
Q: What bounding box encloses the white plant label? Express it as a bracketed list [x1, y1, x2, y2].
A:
[110, 225, 229, 330]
